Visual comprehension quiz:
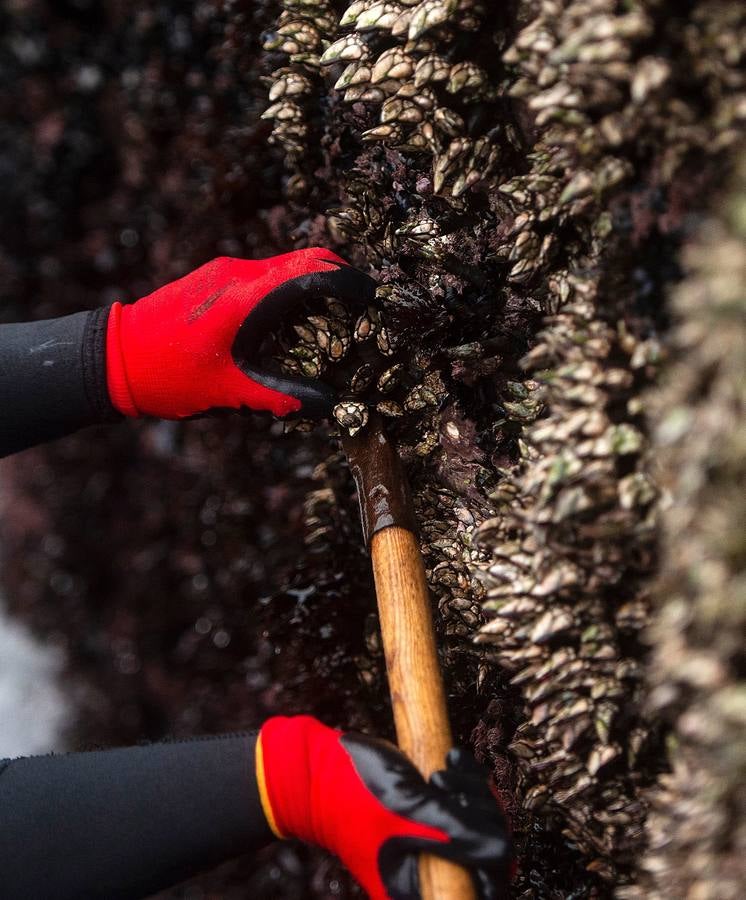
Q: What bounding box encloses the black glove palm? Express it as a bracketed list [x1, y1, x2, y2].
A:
[341, 736, 512, 900]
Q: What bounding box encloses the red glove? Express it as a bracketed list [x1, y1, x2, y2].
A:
[105, 249, 376, 419]
[255, 716, 511, 900]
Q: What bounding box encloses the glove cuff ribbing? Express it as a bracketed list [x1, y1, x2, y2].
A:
[105, 301, 140, 417]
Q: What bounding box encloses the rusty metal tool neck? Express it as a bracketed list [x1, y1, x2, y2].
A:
[340, 413, 417, 546]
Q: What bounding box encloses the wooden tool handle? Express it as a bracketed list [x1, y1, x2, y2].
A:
[371, 525, 477, 900]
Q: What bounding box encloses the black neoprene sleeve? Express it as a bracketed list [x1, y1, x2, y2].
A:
[0, 307, 120, 458]
[0, 733, 273, 899]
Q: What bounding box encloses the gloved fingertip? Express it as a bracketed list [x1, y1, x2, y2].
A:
[429, 770, 450, 792]
[394, 852, 420, 900]
[306, 246, 348, 265]
[235, 363, 337, 420]
[448, 747, 488, 776]
[302, 250, 377, 301]
[475, 868, 502, 900]
[286, 380, 337, 418]
[446, 748, 464, 769]
[270, 392, 304, 418]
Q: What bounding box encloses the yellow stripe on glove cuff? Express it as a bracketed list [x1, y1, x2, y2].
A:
[255, 733, 285, 839]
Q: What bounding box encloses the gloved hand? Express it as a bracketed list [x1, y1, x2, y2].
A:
[105, 249, 376, 419]
[256, 716, 512, 900]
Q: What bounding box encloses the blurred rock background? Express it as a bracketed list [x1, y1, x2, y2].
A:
[0, 1, 373, 895]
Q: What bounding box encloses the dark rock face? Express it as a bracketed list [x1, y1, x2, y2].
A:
[0, 1, 744, 898]
[0, 1, 370, 895]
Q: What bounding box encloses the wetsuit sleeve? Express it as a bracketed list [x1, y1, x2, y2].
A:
[0, 732, 273, 899]
[0, 307, 121, 458]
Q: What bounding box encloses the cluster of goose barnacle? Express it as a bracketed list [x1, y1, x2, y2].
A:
[505, 0, 656, 135]
[464, 1, 743, 884]
[320, 0, 501, 201]
[471, 272, 660, 873]
[274, 290, 452, 441]
[263, 0, 503, 199]
[494, 0, 745, 246]
[415, 481, 488, 648]
[618, 175, 746, 900]
[262, 0, 746, 890]
[494, 153, 629, 284]
[262, 0, 337, 156]
[483, 1, 654, 284]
